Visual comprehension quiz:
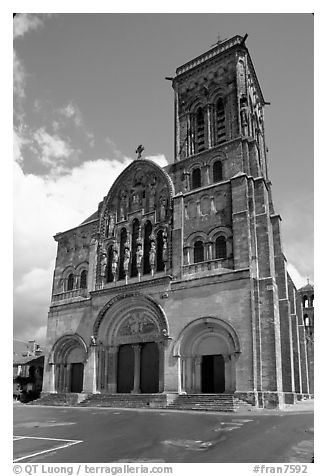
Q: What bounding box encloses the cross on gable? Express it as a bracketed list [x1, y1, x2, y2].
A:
[135, 145, 144, 159]
[210, 34, 227, 48]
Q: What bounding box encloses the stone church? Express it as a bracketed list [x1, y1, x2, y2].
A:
[42, 35, 313, 409]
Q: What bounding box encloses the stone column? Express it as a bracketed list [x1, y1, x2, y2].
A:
[158, 342, 165, 393]
[107, 346, 118, 393]
[194, 356, 202, 393]
[82, 345, 99, 394]
[65, 364, 72, 392]
[132, 344, 141, 394]
[176, 354, 182, 394]
[49, 363, 56, 393]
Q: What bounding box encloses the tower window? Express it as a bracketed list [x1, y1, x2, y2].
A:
[80, 270, 87, 289]
[303, 296, 308, 308]
[67, 273, 74, 291]
[216, 98, 226, 144]
[191, 167, 201, 189]
[194, 240, 204, 263]
[196, 107, 205, 152]
[215, 236, 227, 259]
[213, 160, 223, 182]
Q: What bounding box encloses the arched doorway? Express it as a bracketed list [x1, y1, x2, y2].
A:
[174, 317, 241, 394]
[52, 334, 87, 393]
[94, 293, 169, 394]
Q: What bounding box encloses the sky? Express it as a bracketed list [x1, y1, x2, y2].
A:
[12, 12, 314, 345]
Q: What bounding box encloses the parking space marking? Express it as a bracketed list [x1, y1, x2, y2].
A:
[13, 436, 83, 462]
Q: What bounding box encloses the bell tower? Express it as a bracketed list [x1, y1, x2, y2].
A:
[172, 34, 269, 181]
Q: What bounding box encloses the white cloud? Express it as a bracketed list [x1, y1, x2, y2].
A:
[145, 154, 168, 168]
[13, 50, 25, 99]
[13, 153, 133, 343]
[287, 262, 308, 290]
[13, 13, 47, 40]
[33, 127, 77, 169]
[59, 102, 83, 127]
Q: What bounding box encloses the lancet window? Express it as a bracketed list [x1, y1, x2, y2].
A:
[67, 273, 74, 291]
[118, 228, 127, 281]
[191, 167, 201, 189]
[194, 240, 204, 263]
[143, 221, 152, 275]
[156, 230, 165, 272]
[131, 219, 140, 278]
[215, 236, 227, 259]
[213, 160, 223, 182]
[80, 270, 88, 289]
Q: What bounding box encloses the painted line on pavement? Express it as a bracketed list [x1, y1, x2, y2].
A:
[13, 436, 83, 462]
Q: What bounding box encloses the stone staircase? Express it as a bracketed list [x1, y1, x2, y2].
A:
[27, 392, 81, 406]
[78, 393, 168, 409]
[26, 392, 254, 412]
[167, 394, 254, 412]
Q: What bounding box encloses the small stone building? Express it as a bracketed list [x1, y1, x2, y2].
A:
[42, 35, 313, 408]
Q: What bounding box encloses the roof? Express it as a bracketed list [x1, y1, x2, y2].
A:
[80, 210, 98, 225]
[13, 354, 45, 366]
[298, 282, 314, 293]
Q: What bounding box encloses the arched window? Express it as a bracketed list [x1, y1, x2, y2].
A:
[304, 314, 310, 327]
[118, 228, 127, 281]
[156, 230, 165, 272]
[143, 221, 152, 275]
[310, 294, 314, 306]
[191, 168, 201, 189]
[67, 273, 74, 291]
[131, 219, 140, 277]
[215, 236, 227, 259]
[216, 98, 226, 144]
[303, 296, 308, 308]
[107, 244, 114, 282]
[194, 240, 204, 263]
[213, 160, 223, 182]
[80, 270, 87, 289]
[196, 107, 205, 152]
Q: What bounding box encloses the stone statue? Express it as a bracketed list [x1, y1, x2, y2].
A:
[136, 243, 143, 270]
[162, 232, 168, 263]
[107, 214, 114, 237]
[100, 250, 107, 277]
[120, 191, 127, 221]
[111, 244, 119, 276]
[90, 335, 96, 346]
[124, 241, 131, 273]
[149, 241, 156, 269]
[159, 196, 166, 221]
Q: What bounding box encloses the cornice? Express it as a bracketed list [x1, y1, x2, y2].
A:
[90, 275, 173, 297]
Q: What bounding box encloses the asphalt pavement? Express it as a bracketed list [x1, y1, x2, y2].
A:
[13, 402, 314, 463]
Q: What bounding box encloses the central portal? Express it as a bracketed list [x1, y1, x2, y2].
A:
[201, 354, 225, 393]
[117, 342, 159, 393]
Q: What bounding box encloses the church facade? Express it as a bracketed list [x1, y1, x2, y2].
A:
[42, 35, 313, 408]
